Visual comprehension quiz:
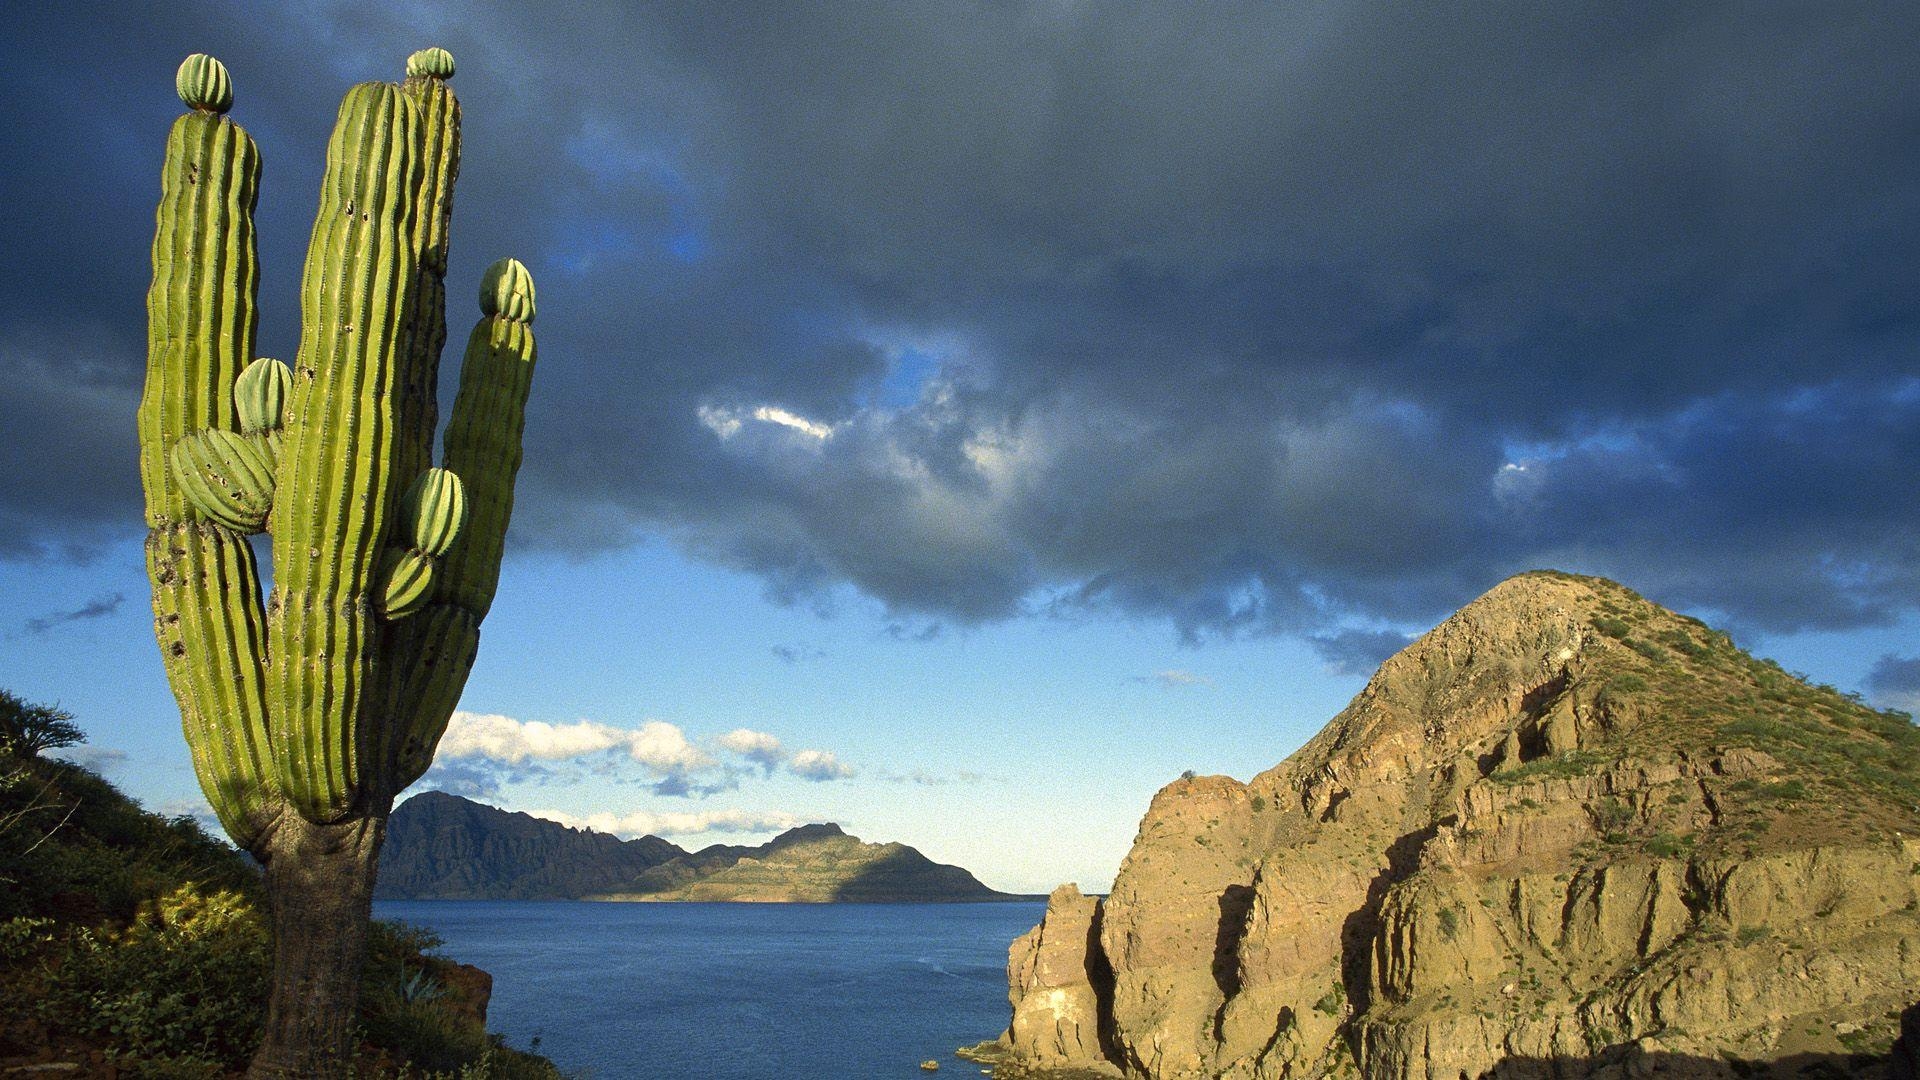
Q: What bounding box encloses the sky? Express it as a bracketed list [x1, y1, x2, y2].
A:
[1, 2, 1917, 895]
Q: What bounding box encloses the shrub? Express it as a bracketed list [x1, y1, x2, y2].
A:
[1656, 629, 1712, 661]
[1592, 798, 1635, 832]
[1492, 750, 1605, 785]
[1313, 980, 1347, 1017]
[1627, 639, 1667, 663]
[1645, 832, 1690, 858]
[40, 885, 269, 1067]
[1590, 617, 1632, 640]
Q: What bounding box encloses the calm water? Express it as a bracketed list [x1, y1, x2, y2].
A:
[373, 900, 1044, 1080]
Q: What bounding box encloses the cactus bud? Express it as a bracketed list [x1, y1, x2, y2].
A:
[378, 548, 437, 620]
[479, 258, 535, 324]
[235, 357, 291, 434]
[406, 47, 455, 80]
[176, 54, 233, 114]
[170, 429, 274, 532]
[400, 468, 468, 557]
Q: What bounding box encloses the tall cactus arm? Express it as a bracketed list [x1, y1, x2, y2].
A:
[435, 258, 537, 619]
[139, 57, 260, 528]
[267, 82, 424, 824]
[387, 259, 538, 789]
[393, 49, 462, 488]
[137, 55, 277, 851]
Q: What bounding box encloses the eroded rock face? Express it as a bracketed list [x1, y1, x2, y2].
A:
[999, 572, 1920, 1079]
[1007, 885, 1123, 1075]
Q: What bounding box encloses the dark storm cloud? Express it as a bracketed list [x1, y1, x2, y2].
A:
[1865, 655, 1920, 712]
[4, 2, 1918, 640]
[1310, 630, 1417, 676]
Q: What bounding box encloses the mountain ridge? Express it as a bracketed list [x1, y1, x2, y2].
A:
[377, 792, 1030, 902]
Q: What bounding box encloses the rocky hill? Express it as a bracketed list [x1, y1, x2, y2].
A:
[378, 793, 1020, 902]
[589, 822, 1019, 902]
[376, 790, 684, 899]
[988, 572, 1920, 1079]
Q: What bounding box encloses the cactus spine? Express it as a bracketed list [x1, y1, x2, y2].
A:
[136, 50, 540, 1076]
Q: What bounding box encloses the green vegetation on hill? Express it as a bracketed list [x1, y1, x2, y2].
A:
[1525, 573, 1920, 853]
[0, 696, 563, 1079]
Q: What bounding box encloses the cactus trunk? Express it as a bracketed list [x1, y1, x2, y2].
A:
[137, 50, 542, 1077]
[249, 811, 388, 1079]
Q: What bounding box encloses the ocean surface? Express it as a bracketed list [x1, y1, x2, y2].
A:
[373, 900, 1047, 1080]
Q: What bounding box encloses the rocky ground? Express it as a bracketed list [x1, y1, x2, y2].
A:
[987, 572, 1920, 1079]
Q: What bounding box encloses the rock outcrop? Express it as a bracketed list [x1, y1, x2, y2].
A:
[996, 572, 1920, 1078]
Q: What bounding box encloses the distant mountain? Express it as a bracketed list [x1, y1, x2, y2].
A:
[377, 792, 1026, 902]
[375, 790, 684, 900]
[591, 822, 1019, 902]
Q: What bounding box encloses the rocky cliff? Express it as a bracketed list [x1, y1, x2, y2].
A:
[376, 790, 685, 899]
[994, 572, 1920, 1079]
[590, 822, 1018, 902]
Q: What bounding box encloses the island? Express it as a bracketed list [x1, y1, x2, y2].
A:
[377, 791, 1036, 902]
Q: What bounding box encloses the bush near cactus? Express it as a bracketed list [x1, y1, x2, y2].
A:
[137, 47, 544, 1077]
[0, 711, 562, 1078]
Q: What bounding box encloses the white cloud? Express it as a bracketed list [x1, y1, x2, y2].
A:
[718, 728, 786, 772]
[788, 749, 855, 781]
[752, 405, 834, 439]
[432, 711, 853, 795]
[439, 711, 714, 776]
[698, 402, 837, 442]
[439, 712, 630, 764]
[876, 768, 991, 786]
[696, 403, 743, 439]
[627, 720, 716, 772]
[1493, 459, 1546, 502]
[530, 806, 802, 839]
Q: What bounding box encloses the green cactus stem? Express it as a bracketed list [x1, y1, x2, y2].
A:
[265, 80, 423, 823]
[479, 256, 536, 324]
[393, 52, 462, 494]
[138, 55, 269, 848]
[383, 260, 539, 789]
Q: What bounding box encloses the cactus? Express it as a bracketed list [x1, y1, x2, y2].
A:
[136, 49, 540, 1078]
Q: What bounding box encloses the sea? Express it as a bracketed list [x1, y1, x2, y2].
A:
[372, 900, 1047, 1080]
